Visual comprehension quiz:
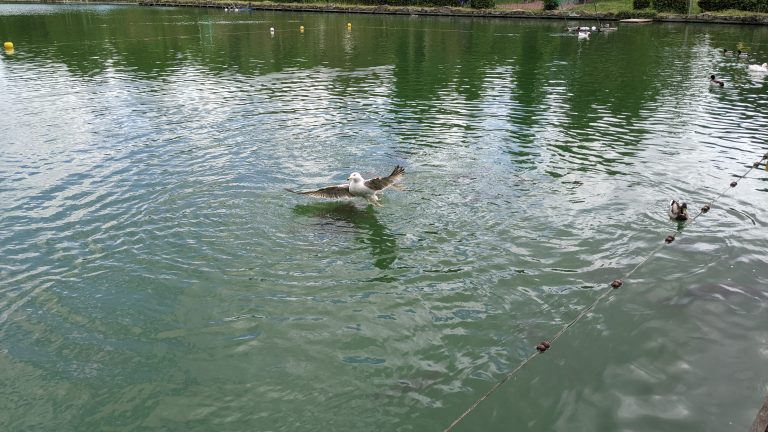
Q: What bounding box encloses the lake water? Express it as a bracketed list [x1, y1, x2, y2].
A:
[2, 4, 768, 431]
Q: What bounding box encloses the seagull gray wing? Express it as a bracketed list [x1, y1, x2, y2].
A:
[287, 185, 355, 199]
[364, 165, 405, 191]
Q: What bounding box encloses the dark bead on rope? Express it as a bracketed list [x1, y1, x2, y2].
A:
[542, 341, 551, 348]
[701, 204, 710, 213]
[611, 279, 623, 289]
[665, 235, 675, 244]
[730, 181, 738, 187]
[754, 162, 760, 168]
[536, 343, 548, 352]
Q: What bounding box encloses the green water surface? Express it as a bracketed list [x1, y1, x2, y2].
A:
[2, 4, 768, 431]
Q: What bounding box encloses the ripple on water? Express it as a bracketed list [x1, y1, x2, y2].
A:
[2, 9, 768, 432]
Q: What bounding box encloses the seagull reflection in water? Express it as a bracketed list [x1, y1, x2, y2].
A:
[292, 202, 397, 270]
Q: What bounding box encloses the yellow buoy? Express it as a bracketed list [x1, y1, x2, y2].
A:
[3, 41, 13, 50]
[347, 22, 352, 28]
[300, 25, 304, 32]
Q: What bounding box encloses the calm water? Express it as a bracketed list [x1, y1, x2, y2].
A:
[2, 4, 768, 431]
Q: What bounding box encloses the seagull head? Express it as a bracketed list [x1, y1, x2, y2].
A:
[348, 172, 364, 183]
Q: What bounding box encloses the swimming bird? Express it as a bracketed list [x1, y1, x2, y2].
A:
[669, 200, 689, 221]
[748, 63, 768, 72]
[710, 74, 724, 87]
[288, 166, 405, 206]
[722, 49, 734, 55]
[737, 50, 750, 59]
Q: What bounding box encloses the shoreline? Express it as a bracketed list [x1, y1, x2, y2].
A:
[5, 0, 768, 25]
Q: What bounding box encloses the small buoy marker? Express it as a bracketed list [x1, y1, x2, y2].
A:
[270, 27, 275, 32]
[3, 41, 13, 50]
[299, 25, 304, 32]
[347, 22, 352, 29]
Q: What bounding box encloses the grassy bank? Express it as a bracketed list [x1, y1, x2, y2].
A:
[11, 0, 767, 23]
[137, 0, 768, 23]
[547, 0, 768, 17]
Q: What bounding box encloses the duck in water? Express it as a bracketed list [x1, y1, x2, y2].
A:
[669, 200, 689, 221]
[710, 74, 724, 87]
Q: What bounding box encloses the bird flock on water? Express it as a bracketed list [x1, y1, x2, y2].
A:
[712, 47, 767, 87]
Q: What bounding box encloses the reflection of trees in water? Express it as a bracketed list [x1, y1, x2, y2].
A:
[11, 8, 768, 176]
[292, 202, 397, 270]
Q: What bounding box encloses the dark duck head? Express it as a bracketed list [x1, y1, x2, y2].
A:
[669, 200, 689, 221]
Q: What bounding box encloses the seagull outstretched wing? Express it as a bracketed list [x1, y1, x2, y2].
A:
[287, 185, 355, 199]
[364, 165, 405, 191]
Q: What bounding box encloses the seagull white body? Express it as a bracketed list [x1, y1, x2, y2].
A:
[288, 166, 405, 206]
[348, 172, 379, 202]
[749, 63, 768, 72]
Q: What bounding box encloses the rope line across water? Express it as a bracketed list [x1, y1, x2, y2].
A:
[444, 151, 768, 432]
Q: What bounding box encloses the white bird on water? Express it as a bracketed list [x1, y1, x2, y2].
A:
[288, 166, 405, 206]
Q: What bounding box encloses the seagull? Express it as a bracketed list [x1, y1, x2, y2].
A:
[669, 200, 689, 221]
[748, 63, 768, 72]
[288, 166, 405, 206]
